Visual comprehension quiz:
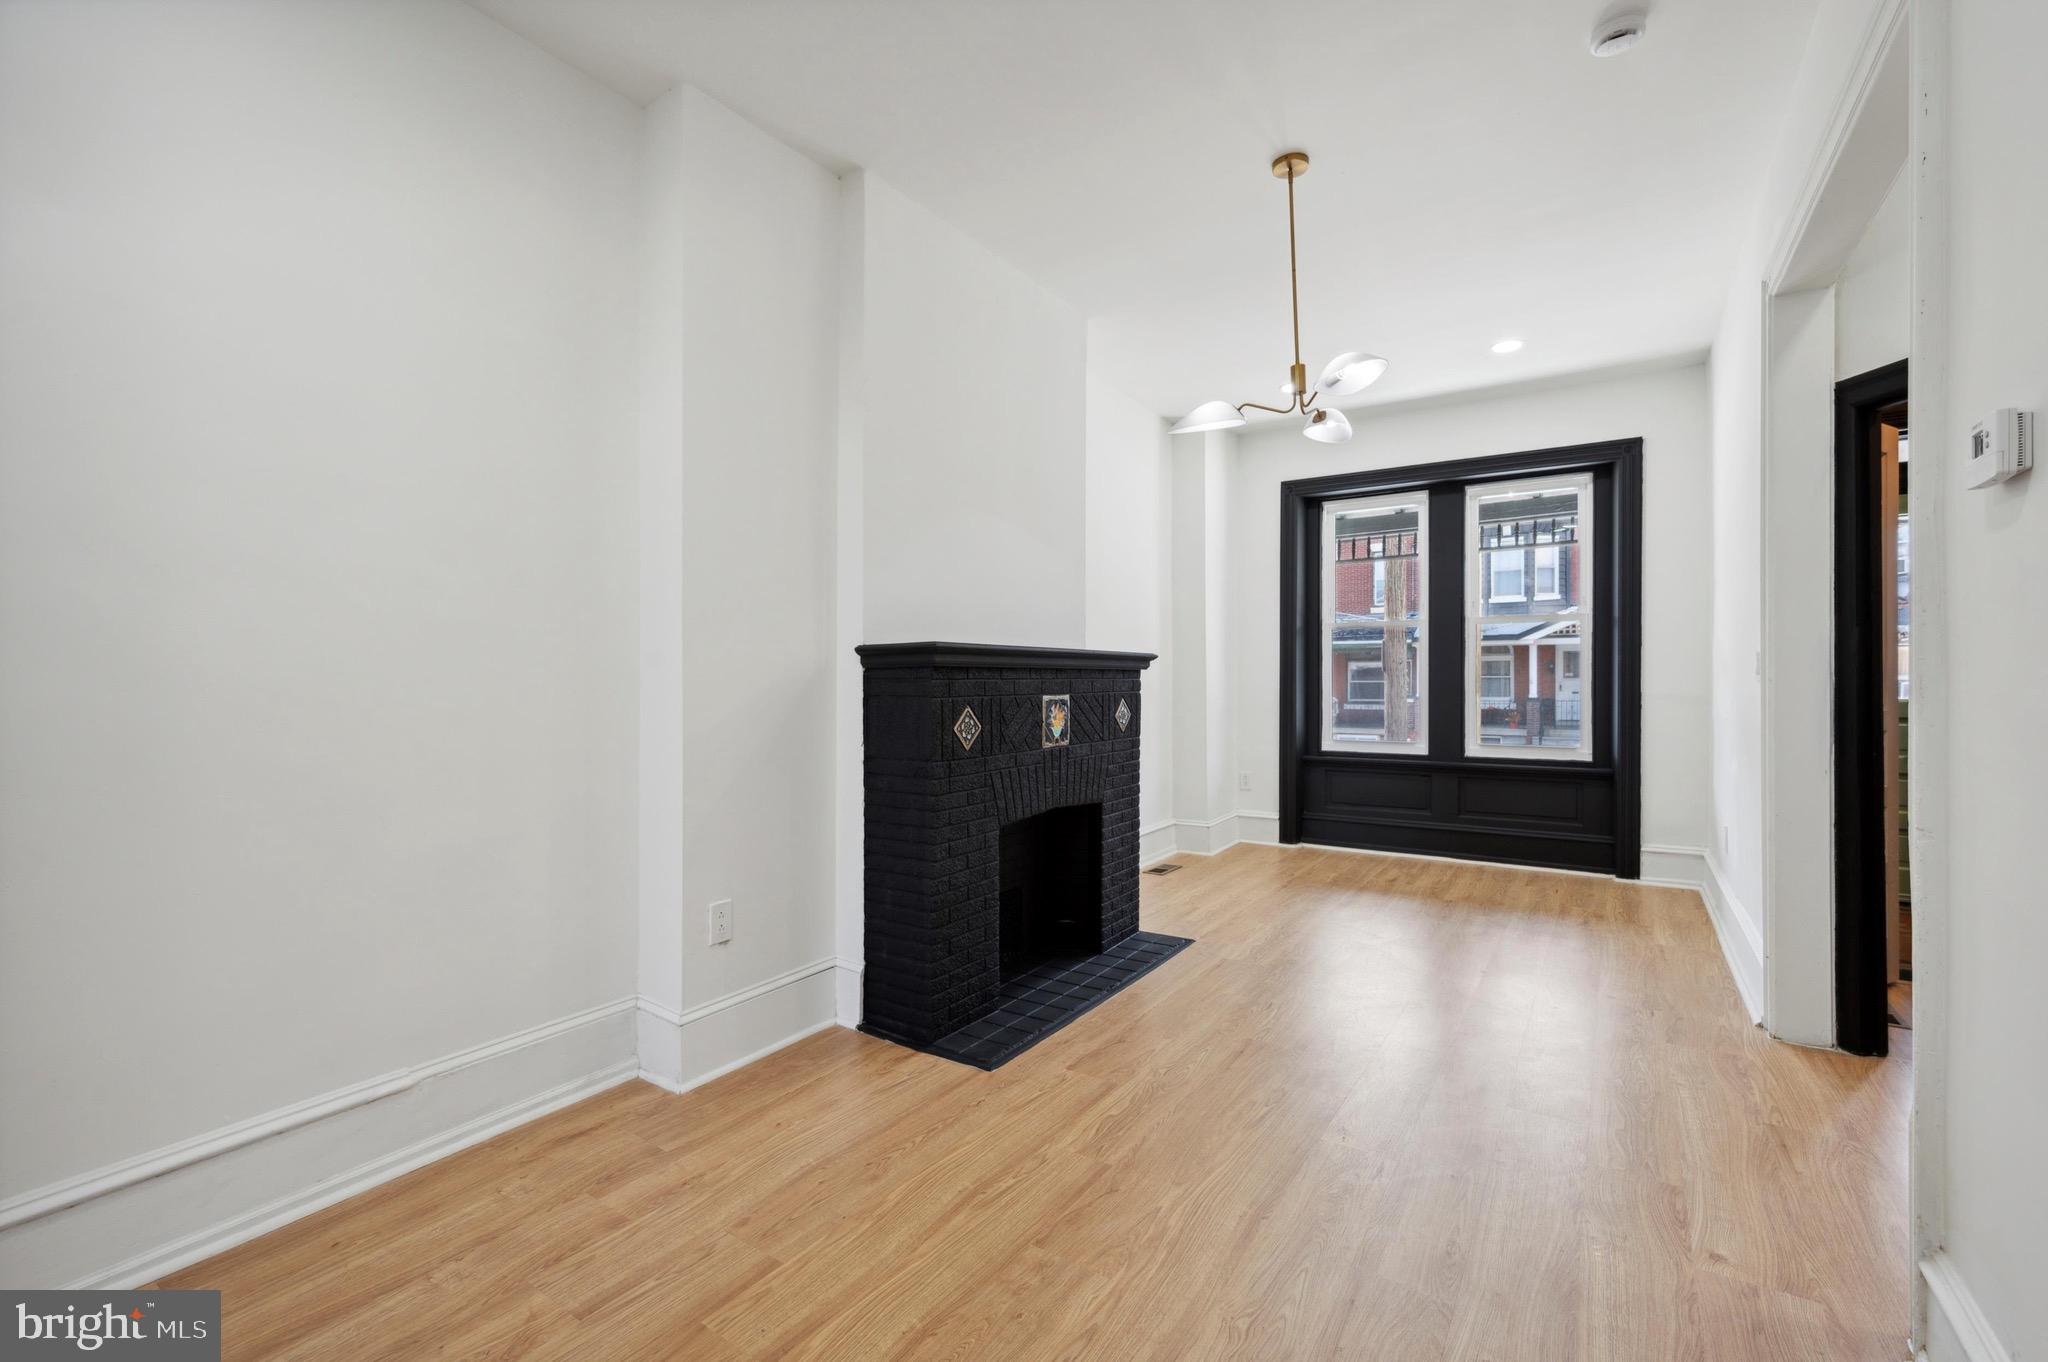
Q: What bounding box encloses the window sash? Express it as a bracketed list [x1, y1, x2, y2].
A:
[1464, 473, 1594, 760]
[1320, 491, 1427, 754]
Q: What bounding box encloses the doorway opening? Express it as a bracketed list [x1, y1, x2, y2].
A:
[1833, 359, 1908, 1057]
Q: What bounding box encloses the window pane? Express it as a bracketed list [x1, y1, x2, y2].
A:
[1323, 492, 1427, 752]
[1474, 485, 1583, 614]
[1466, 474, 1593, 760]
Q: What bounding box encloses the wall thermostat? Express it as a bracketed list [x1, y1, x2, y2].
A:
[1964, 408, 2033, 488]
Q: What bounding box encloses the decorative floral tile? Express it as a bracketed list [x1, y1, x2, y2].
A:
[1041, 694, 1072, 748]
[1115, 697, 1132, 732]
[953, 705, 982, 752]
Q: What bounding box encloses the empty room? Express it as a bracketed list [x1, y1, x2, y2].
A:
[2, 1, 2043, 1358]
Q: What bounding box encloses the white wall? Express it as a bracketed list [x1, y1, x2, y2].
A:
[851, 174, 1089, 649]
[0, 0, 639, 1281]
[1742, 1, 1907, 1049]
[1836, 169, 1910, 379]
[1221, 364, 1715, 857]
[636, 85, 842, 1088]
[1932, 0, 2048, 1352]
[1085, 371, 1174, 846]
[1168, 430, 1239, 852]
[1706, 0, 1895, 997]
[1759, 286, 1841, 1043]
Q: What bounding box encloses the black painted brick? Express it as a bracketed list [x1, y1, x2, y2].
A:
[861, 659, 1147, 1046]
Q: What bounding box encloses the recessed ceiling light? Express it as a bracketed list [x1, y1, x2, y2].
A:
[1590, 11, 1648, 56]
[1491, 338, 1525, 354]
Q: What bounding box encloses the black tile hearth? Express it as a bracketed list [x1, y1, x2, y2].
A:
[907, 930, 1193, 1070]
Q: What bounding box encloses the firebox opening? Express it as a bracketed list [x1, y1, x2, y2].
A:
[998, 803, 1105, 981]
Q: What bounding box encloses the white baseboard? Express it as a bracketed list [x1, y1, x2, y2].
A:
[1639, 843, 1764, 1024]
[1171, 812, 1238, 856]
[1921, 1253, 2014, 1362]
[1171, 809, 1280, 857]
[1699, 852, 1766, 1024]
[1638, 842, 1708, 888]
[833, 957, 863, 1027]
[635, 957, 840, 1094]
[0, 999, 639, 1289]
[1235, 810, 1280, 845]
[636, 1018, 840, 1096]
[1139, 820, 1178, 866]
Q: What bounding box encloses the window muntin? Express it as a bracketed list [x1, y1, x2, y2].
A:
[1465, 474, 1593, 759]
[1321, 491, 1426, 752]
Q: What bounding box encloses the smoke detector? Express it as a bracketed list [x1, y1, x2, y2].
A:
[1590, 11, 1648, 56]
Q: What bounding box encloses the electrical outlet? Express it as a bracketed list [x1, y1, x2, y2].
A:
[1238, 772, 1252, 791]
[708, 899, 733, 945]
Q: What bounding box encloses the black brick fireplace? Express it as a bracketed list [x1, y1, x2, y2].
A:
[856, 642, 1190, 1068]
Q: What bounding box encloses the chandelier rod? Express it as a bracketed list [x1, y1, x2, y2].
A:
[1234, 158, 1319, 418]
[1287, 159, 1302, 382]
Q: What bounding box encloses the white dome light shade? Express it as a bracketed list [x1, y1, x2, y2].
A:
[1316, 352, 1389, 397]
[1170, 400, 1247, 435]
[1303, 408, 1353, 444]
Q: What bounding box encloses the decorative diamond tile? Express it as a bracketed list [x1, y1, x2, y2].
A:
[953, 705, 982, 752]
[1115, 697, 1132, 732]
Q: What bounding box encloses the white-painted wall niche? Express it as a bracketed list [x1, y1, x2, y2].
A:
[1085, 371, 1176, 858]
[829, 168, 1097, 1024]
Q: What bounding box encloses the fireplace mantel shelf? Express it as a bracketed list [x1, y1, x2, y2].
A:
[856, 642, 1156, 672]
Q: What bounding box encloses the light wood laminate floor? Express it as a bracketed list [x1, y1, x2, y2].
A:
[163, 845, 1910, 1360]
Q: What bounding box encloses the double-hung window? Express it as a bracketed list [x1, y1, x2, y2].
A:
[1465, 473, 1594, 759]
[1282, 440, 1636, 873]
[1319, 491, 1426, 752]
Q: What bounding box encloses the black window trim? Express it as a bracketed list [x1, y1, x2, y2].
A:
[1278, 438, 1643, 877]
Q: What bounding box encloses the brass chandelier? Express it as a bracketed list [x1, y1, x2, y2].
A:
[1170, 151, 1386, 444]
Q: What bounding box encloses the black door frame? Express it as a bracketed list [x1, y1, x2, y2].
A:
[1279, 439, 1642, 877]
[1833, 360, 1907, 1057]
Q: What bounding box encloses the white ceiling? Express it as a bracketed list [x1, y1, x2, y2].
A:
[474, 0, 1817, 419]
